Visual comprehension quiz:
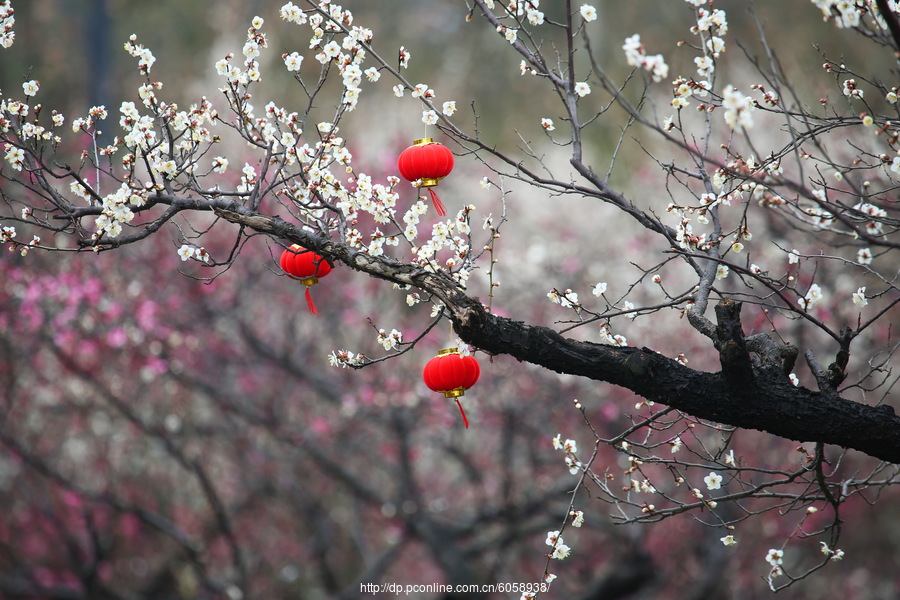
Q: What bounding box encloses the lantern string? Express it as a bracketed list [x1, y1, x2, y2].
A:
[305, 287, 320, 315]
[427, 188, 447, 217]
[455, 398, 469, 429]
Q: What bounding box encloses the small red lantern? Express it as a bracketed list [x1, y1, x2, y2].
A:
[423, 348, 480, 428]
[397, 137, 454, 216]
[279, 244, 333, 314]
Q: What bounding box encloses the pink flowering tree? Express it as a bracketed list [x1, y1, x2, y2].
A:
[2, 0, 900, 596]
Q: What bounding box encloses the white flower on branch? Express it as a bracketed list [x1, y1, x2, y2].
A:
[765, 548, 784, 567]
[580, 4, 598, 21]
[704, 472, 723, 490]
[722, 85, 754, 130]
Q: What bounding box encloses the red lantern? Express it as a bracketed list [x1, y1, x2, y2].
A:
[279, 244, 333, 314]
[423, 348, 480, 428]
[397, 137, 454, 216]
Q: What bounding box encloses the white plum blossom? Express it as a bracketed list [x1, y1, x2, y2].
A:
[283, 52, 303, 71]
[422, 110, 438, 125]
[212, 156, 229, 174]
[721, 535, 737, 546]
[4, 144, 24, 171]
[580, 4, 598, 21]
[706, 36, 725, 56]
[178, 245, 196, 261]
[574, 81, 591, 97]
[704, 471, 723, 490]
[541, 118, 555, 131]
[545, 530, 561, 546]
[857, 248, 873, 264]
[765, 548, 784, 567]
[22, 80, 39, 97]
[801, 283, 824, 310]
[526, 8, 544, 25]
[570, 510, 585, 527]
[852, 287, 868, 307]
[670, 436, 683, 453]
[551, 543, 571, 560]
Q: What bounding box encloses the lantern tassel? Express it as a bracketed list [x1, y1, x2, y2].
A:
[427, 188, 447, 217]
[305, 287, 320, 315]
[455, 398, 469, 429]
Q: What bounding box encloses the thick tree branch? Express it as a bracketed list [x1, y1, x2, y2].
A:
[876, 0, 900, 54]
[714, 299, 755, 389]
[213, 206, 900, 464]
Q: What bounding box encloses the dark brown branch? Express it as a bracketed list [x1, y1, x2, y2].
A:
[875, 0, 900, 55]
[714, 299, 755, 389]
[212, 205, 900, 464]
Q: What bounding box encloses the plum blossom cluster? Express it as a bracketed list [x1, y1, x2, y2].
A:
[544, 530, 572, 560]
[667, 2, 729, 116]
[552, 434, 582, 475]
[670, 76, 711, 110]
[852, 202, 888, 236]
[0, 1, 14, 49]
[92, 183, 148, 240]
[810, 0, 864, 28]
[177, 244, 210, 263]
[280, 2, 374, 112]
[841, 78, 864, 99]
[546, 287, 580, 310]
[124, 34, 156, 73]
[722, 85, 755, 130]
[377, 328, 403, 351]
[820, 542, 845, 561]
[622, 34, 669, 82]
[498, 0, 545, 27]
[327, 349, 366, 368]
[404, 206, 475, 283]
[688, 2, 728, 57]
[3, 141, 23, 170]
